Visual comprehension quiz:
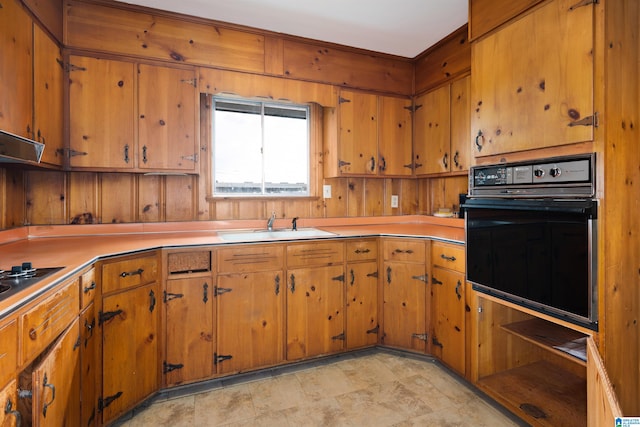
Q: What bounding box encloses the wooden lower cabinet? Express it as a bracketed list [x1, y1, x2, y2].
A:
[100, 283, 159, 424]
[216, 271, 284, 374]
[80, 302, 99, 427]
[0, 379, 19, 427]
[164, 277, 214, 386]
[30, 317, 81, 427]
[430, 267, 465, 374]
[345, 261, 379, 349]
[286, 265, 345, 360]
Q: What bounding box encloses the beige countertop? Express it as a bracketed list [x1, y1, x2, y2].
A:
[0, 215, 464, 316]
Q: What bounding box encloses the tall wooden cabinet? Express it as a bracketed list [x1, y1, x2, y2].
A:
[98, 252, 159, 425]
[345, 240, 379, 349]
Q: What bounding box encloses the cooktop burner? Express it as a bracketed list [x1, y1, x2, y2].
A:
[0, 264, 65, 301]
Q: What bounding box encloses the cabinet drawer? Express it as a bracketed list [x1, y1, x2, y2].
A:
[287, 241, 344, 268]
[101, 253, 158, 294]
[80, 267, 96, 309]
[21, 279, 79, 364]
[431, 242, 465, 272]
[346, 239, 378, 262]
[0, 320, 17, 388]
[217, 245, 284, 273]
[168, 250, 212, 275]
[383, 239, 425, 262]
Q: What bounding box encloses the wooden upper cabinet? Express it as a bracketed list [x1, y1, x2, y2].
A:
[336, 90, 378, 175]
[33, 26, 64, 166]
[469, 0, 543, 41]
[450, 76, 470, 172]
[0, 0, 33, 139]
[138, 64, 198, 172]
[68, 56, 135, 169]
[471, 0, 595, 157]
[378, 95, 413, 176]
[414, 85, 451, 175]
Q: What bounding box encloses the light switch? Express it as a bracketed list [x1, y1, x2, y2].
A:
[323, 185, 332, 198]
[391, 195, 399, 208]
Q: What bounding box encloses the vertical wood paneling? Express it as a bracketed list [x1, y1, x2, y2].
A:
[364, 179, 384, 216]
[324, 178, 348, 218]
[26, 170, 66, 225]
[347, 178, 364, 217]
[428, 176, 468, 216]
[213, 200, 235, 220]
[137, 175, 162, 222]
[400, 179, 419, 215]
[68, 172, 98, 224]
[165, 175, 196, 221]
[1, 169, 25, 229]
[100, 173, 135, 223]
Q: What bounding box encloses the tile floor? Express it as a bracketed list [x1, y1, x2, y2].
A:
[115, 350, 526, 427]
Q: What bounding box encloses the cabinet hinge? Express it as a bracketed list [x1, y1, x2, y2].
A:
[164, 291, 184, 302]
[181, 153, 198, 162]
[214, 286, 232, 296]
[332, 274, 345, 282]
[432, 277, 443, 285]
[568, 0, 598, 11]
[338, 159, 351, 167]
[366, 325, 379, 335]
[73, 335, 81, 351]
[163, 361, 184, 373]
[65, 62, 87, 73]
[366, 271, 378, 278]
[331, 332, 346, 341]
[431, 336, 444, 348]
[403, 105, 416, 112]
[98, 392, 123, 412]
[338, 96, 351, 104]
[414, 104, 423, 112]
[99, 309, 123, 326]
[412, 274, 428, 283]
[412, 333, 428, 342]
[60, 148, 88, 158]
[568, 112, 599, 128]
[214, 353, 233, 364]
[180, 78, 198, 87]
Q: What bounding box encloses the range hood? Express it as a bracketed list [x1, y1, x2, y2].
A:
[0, 130, 45, 164]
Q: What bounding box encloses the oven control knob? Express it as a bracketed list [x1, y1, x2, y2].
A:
[534, 168, 545, 178]
[550, 167, 561, 178]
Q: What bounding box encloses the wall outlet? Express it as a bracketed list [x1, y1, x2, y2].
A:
[323, 184, 332, 199]
[391, 195, 399, 208]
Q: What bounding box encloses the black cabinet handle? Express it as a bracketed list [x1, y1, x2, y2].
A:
[443, 152, 448, 169]
[149, 290, 156, 312]
[475, 130, 484, 152]
[290, 274, 296, 293]
[5, 397, 22, 427]
[386, 266, 392, 284]
[350, 269, 355, 286]
[120, 268, 143, 278]
[84, 281, 96, 293]
[455, 280, 462, 300]
[440, 254, 456, 262]
[42, 374, 56, 417]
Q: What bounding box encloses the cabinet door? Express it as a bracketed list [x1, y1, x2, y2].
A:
[414, 85, 450, 175]
[165, 277, 214, 385]
[378, 96, 413, 176]
[382, 262, 427, 352]
[471, 0, 594, 156]
[346, 261, 378, 349]
[336, 90, 378, 175]
[33, 25, 63, 166]
[138, 64, 198, 171]
[68, 56, 135, 168]
[80, 303, 99, 427]
[0, 0, 33, 138]
[31, 318, 80, 427]
[0, 319, 17, 391]
[287, 265, 345, 360]
[431, 268, 465, 375]
[101, 283, 159, 424]
[449, 76, 470, 173]
[216, 271, 284, 374]
[0, 379, 19, 427]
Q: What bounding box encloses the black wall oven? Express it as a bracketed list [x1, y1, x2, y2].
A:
[463, 154, 598, 330]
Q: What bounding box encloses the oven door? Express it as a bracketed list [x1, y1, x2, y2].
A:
[463, 197, 598, 330]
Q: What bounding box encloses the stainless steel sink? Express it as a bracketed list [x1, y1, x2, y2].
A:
[217, 227, 335, 242]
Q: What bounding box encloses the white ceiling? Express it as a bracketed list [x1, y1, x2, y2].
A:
[117, 0, 468, 58]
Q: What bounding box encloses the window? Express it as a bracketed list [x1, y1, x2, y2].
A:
[212, 96, 310, 196]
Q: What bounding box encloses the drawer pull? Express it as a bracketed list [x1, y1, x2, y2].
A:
[4, 398, 22, 427]
[440, 254, 457, 262]
[42, 373, 56, 417]
[99, 309, 124, 325]
[394, 249, 414, 254]
[84, 281, 96, 293]
[354, 248, 371, 254]
[120, 268, 144, 278]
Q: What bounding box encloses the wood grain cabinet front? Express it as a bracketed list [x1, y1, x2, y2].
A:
[0, 379, 19, 427]
[0, 319, 18, 391]
[100, 252, 158, 294]
[381, 238, 428, 352]
[345, 239, 379, 349]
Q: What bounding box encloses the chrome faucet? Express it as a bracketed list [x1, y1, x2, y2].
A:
[267, 211, 276, 231]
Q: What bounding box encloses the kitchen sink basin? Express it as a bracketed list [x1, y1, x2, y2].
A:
[217, 227, 336, 242]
